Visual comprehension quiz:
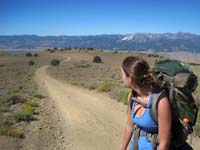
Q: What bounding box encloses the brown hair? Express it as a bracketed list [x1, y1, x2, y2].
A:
[122, 56, 158, 90]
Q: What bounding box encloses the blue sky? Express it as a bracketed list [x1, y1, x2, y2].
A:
[0, 0, 200, 35]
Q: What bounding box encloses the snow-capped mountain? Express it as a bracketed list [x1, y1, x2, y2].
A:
[0, 32, 200, 53]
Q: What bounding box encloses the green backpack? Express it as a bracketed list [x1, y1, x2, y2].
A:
[152, 59, 199, 148]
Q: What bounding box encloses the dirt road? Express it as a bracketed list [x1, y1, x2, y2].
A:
[34, 58, 127, 150]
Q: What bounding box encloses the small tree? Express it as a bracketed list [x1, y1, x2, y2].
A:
[34, 53, 38, 57]
[87, 47, 94, 51]
[92, 56, 102, 63]
[50, 49, 55, 53]
[50, 59, 60, 66]
[25, 52, 32, 57]
[29, 60, 35, 66]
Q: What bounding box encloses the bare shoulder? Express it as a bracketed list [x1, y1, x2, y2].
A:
[157, 96, 171, 117]
[157, 96, 170, 107]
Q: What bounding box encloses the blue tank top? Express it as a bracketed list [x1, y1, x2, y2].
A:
[130, 93, 158, 150]
[132, 94, 158, 133]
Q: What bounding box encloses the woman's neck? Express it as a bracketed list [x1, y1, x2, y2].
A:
[131, 85, 150, 99]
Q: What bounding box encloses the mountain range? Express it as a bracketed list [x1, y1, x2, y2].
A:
[0, 32, 200, 53]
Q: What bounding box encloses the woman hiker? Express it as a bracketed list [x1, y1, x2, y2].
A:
[120, 56, 171, 150]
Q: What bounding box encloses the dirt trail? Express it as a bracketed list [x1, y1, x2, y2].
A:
[34, 58, 127, 150]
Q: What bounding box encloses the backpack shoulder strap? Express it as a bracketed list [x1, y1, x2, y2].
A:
[130, 93, 150, 110]
[150, 90, 167, 124]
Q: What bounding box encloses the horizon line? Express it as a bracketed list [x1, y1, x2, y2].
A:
[0, 31, 199, 37]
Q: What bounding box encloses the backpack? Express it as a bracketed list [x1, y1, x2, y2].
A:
[130, 59, 198, 150]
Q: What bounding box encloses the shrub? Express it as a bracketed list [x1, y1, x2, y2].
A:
[148, 54, 159, 58]
[13, 111, 33, 122]
[50, 59, 60, 66]
[25, 52, 32, 57]
[33, 93, 46, 99]
[0, 126, 24, 138]
[34, 53, 38, 57]
[47, 49, 55, 53]
[13, 100, 39, 122]
[88, 82, 97, 90]
[22, 103, 35, 113]
[87, 48, 94, 50]
[29, 60, 35, 66]
[98, 82, 112, 92]
[92, 56, 102, 63]
[25, 101, 39, 107]
[7, 95, 26, 105]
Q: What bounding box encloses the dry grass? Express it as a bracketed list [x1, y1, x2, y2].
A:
[0, 50, 66, 139]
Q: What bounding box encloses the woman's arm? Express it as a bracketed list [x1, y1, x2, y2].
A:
[157, 97, 172, 150]
[121, 93, 134, 150]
